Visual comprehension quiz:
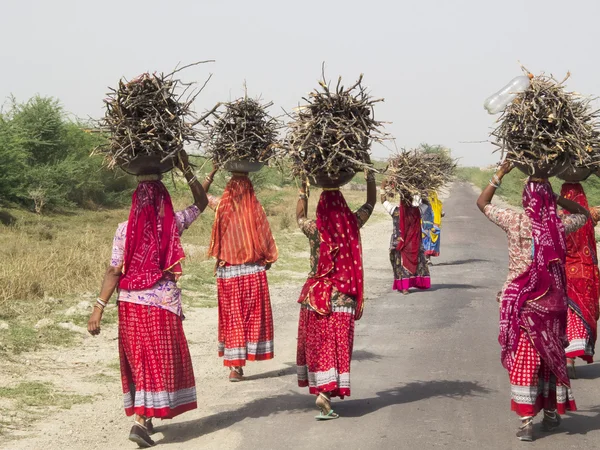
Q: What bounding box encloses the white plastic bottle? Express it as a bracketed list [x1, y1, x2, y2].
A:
[484, 75, 531, 115]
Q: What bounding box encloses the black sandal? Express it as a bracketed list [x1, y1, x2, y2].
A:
[129, 422, 155, 448]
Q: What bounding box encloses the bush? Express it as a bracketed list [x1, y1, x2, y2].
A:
[0, 96, 135, 212]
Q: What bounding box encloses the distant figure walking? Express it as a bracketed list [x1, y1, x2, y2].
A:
[422, 191, 444, 262]
[205, 170, 278, 381]
[560, 182, 600, 377]
[87, 152, 208, 448]
[381, 181, 430, 294]
[295, 170, 376, 420]
[477, 161, 588, 442]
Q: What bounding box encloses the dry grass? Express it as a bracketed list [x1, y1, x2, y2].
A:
[0, 176, 374, 345]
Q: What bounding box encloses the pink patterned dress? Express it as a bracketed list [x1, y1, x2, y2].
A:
[112, 205, 200, 418]
[484, 203, 586, 416]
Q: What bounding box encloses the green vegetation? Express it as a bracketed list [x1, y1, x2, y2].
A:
[458, 166, 600, 206]
[0, 381, 90, 409]
[0, 96, 134, 213]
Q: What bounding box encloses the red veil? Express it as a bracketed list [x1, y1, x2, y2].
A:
[298, 190, 365, 320]
[119, 181, 185, 291]
[561, 182, 600, 347]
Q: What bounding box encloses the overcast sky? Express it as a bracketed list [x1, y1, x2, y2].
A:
[2, 0, 599, 166]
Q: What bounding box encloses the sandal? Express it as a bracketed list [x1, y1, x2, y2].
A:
[516, 417, 534, 442]
[129, 422, 155, 448]
[315, 392, 339, 420]
[229, 366, 244, 382]
[145, 418, 155, 435]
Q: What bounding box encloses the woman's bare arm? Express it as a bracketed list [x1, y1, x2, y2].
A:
[178, 151, 209, 212]
[557, 196, 590, 218]
[87, 265, 122, 336]
[297, 179, 309, 221]
[366, 170, 377, 209]
[476, 161, 513, 213]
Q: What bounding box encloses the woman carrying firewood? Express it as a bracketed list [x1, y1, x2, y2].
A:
[87, 151, 208, 448]
[476, 160, 589, 442]
[381, 181, 431, 294]
[295, 168, 376, 420]
[559, 182, 600, 378]
[203, 168, 278, 381]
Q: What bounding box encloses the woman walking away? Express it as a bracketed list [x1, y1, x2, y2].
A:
[381, 181, 430, 294]
[477, 160, 589, 442]
[419, 198, 435, 266]
[296, 169, 376, 420]
[424, 191, 444, 260]
[204, 169, 278, 381]
[87, 151, 208, 448]
[560, 182, 600, 378]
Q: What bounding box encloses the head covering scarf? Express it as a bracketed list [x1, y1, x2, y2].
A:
[499, 180, 570, 385]
[396, 200, 422, 275]
[119, 181, 185, 290]
[209, 176, 278, 265]
[298, 190, 365, 320]
[429, 191, 443, 234]
[560, 182, 600, 346]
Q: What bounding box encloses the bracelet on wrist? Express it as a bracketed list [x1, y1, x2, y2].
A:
[94, 304, 104, 313]
[96, 297, 107, 307]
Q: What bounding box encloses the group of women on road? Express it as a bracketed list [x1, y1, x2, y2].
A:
[477, 161, 600, 442]
[86, 149, 600, 447]
[86, 154, 382, 447]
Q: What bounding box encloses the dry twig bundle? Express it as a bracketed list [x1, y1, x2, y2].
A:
[385, 149, 456, 201]
[201, 96, 281, 165]
[96, 61, 212, 170]
[491, 70, 600, 173]
[284, 73, 388, 177]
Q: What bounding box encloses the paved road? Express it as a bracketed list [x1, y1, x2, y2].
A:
[173, 182, 599, 450]
[9, 182, 600, 450]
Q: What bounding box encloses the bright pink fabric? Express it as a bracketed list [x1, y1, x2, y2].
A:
[120, 181, 185, 290]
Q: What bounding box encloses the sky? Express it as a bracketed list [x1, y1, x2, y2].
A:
[1, 0, 599, 166]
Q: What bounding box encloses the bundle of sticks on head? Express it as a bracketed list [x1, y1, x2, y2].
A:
[200, 93, 281, 167]
[492, 68, 600, 176]
[284, 72, 389, 182]
[95, 61, 213, 174]
[384, 148, 457, 202]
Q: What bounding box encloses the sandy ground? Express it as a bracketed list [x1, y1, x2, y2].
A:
[3, 183, 600, 449]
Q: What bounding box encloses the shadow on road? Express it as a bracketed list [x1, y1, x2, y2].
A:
[157, 380, 491, 444]
[338, 380, 492, 418]
[573, 362, 600, 380]
[432, 258, 488, 267]
[427, 283, 482, 292]
[535, 406, 600, 440]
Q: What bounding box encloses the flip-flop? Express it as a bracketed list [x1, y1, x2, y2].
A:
[315, 409, 339, 420]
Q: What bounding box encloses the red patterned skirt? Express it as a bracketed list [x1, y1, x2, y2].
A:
[118, 301, 197, 418]
[566, 306, 594, 363]
[509, 332, 576, 417]
[217, 264, 274, 366]
[296, 305, 355, 398]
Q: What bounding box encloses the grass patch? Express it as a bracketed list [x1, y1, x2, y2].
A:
[0, 381, 91, 409]
[0, 323, 76, 355]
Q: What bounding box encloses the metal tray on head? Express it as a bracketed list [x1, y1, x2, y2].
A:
[119, 154, 176, 175]
[513, 158, 566, 179]
[223, 160, 264, 173]
[308, 170, 356, 188]
[556, 163, 593, 182]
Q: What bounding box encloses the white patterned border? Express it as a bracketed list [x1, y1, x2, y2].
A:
[219, 340, 274, 360]
[297, 365, 350, 389]
[216, 263, 265, 279]
[123, 386, 197, 410]
[565, 338, 593, 356]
